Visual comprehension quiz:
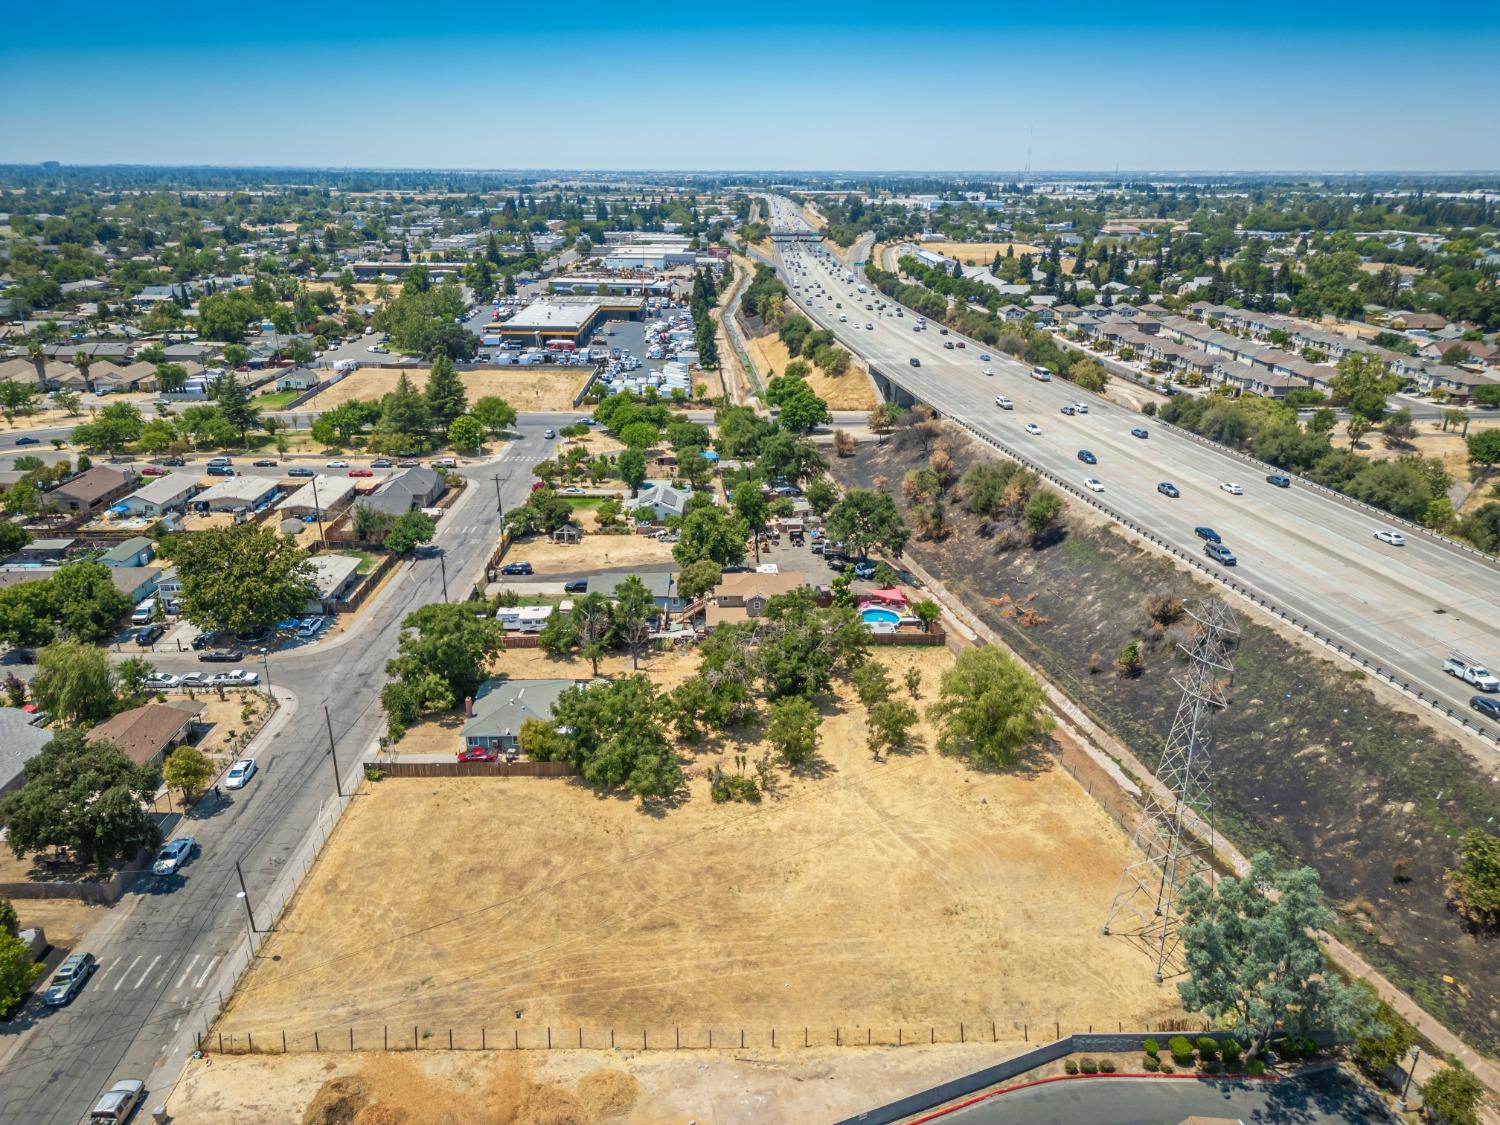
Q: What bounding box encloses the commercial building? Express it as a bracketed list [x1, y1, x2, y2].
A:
[546, 275, 675, 297]
[499, 295, 644, 346]
[600, 245, 697, 270]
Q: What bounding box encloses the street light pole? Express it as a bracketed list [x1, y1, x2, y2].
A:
[1399, 1045, 1422, 1110]
[260, 651, 272, 700]
[324, 704, 343, 798]
[438, 553, 449, 603]
[234, 860, 259, 932]
[493, 474, 502, 513]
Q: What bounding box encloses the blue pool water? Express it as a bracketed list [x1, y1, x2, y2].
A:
[861, 607, 901, 625]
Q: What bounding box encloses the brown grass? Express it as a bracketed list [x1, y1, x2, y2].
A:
[303, 366, 587, 413]
[916, 241, 1044, 264]
[742, 328, 876, 412]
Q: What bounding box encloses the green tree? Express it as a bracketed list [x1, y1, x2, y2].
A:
[767, 696, 820, 766]
[673, 505, 748, 567]
[424, 354, 468, 428]
[382, 510, 437, 557]
[1177, 852, 1375, 1059]
[0, 897, 17, 938]
[611, 575, 655, 669]
[733, 486, 770, 563]
[1350, 981, 1417, 1076]
[471, 395, 517, 438]
[1467, 429, 1500, 481]
[0, 521, 32, 558]
[0, 729, 162, 868]
[618, 420, 660, 450]
[172, 523, 315, 634]
[868, 698, 919, 755]
[928, 646, 1053, 768]
[369, 372, 432, 455]
[72, 401, 142, 455]
[383, 602, 505, 729]
[1421, 1064, 1484, 1125]
[756, 588, 868, 699]
[911, 599, 942, 632]
[852, 660, 893, 709]
[547, 676, 682, 800]
[49, 561, 132, 641]
[616, 448, 648, 494]
[1023, 490, 1064, 539]
[676, 559, 722, 602]
[211, 373, 260, 444]
[31, 640, 117, 726]
[826, 489, 908, 560]
[1329, 351, 1398, 420]
[1446, 828, 1500, 928]
[447, 414, 484, 454]
[162, 745, 213, 806]
[0, 930, 45, 1013]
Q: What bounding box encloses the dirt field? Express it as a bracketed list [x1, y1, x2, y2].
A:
[169, 1041, 1031, 1124]
[219, 643, 1176, 1049]
[303, 367, 588, 413]
[501, 526, 677, 573]
[742, 326, 877, 411]
[1352, 421, 1500, 514]
[9, 899, 108, 950]
[836, 423, 1500, 1056]
[916, 241, 1044, 265]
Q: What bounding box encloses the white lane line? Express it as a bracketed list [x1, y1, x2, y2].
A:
[134, 954, 162, 988]
[114, 954, 143, 990]
[174, 954, 201, 990]
[192, 955, 220, 989]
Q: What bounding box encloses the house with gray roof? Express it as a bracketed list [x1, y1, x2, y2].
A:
[361, 467, 447, 517]
[631, 482, 692, 521]
[0, 707, 53, 797]
[461, 679, 579, 753]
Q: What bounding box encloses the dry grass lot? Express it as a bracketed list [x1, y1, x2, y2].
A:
[743, 328, 877, 412]
[917, 241, 1044, 264]
[220, 646, 1178, 1048]
[504, 524, 677, 572]
[303, 366, 588, 413]
[1354, 421, 1500, 514]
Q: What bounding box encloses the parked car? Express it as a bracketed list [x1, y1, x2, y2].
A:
[1219, 482, 1244, 495]
[1083, 478, 1105, 493]
[563, 579, 588, 594]
[133, 624, 164, 645]
[397, 459, 421, 468]
[152, 836, 197, 876]
[144, 672, 180, 689]
[1374, 529, 1406, 546]
[288, 467, 314, 477]
[1130, 427, 1149, 439]
[197, 648, 245, 663]
[43, 952, 96, 1006]
[1076, 450, 1097, 465]
[370, 458, 392, 468]
[86, 1079, 146, 1124]
[140, 466, 166, 476]
[210, 670, 259, 687]
[1204, 542, 1238, 566]
[224, 758, 258, 789]
[253, 459, 277, 467]
[177, 672, 209, 688]
[157, 456, 185, 466]
[1194, 526, 1221, 543]
[1157, 482, 1180, 498]
[852, 560, 877, 579]
[348, 468, 374, 477]
[1265, 473, 1292, 488]
[457, 746, 499, 763]
[326, 459, 349, 468]
[500, 561, 533, 576]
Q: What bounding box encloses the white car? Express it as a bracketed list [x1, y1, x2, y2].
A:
[1072, 402, 1089, 414]
[144, 672, 180, 689]
[1374, 529, 1407, 546]
[983, 367, 996, 376]
[1024, 422, 1042, 435]
[865, 323, 874, 330]
[326, 459, 349, 468]
[224, 758, 258, 789]
[995, 396, 1012, 409]
[1220, 482, 1244, 495]
[1084, 478, 1105, 493]
[211, 669, 259, 687]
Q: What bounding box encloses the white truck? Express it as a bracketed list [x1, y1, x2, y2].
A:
[1443, 652, 1500, 692]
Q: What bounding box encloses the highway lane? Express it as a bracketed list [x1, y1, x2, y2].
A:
[0, 425, 550, 1124]
[772, 228, 1500, 734]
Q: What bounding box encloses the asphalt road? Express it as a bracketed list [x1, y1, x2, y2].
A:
[0, 424, 552, 1124]
[773, 224, 1500, 735]
[930, 1071, 1393, 1124]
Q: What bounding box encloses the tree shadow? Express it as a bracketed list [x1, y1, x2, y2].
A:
[1245, 1065, 1396, 1124]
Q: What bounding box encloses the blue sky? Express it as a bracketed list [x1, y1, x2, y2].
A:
[2, 1, 1497, 171]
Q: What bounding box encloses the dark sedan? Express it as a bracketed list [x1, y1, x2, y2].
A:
[1076, 450, 1097, 465]
[198, 648, 245, 663]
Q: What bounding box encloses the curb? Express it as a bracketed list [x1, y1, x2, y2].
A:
[905, 1071, 1281, 1124]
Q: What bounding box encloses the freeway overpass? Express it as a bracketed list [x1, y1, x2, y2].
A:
[772, 224, 1500, 747]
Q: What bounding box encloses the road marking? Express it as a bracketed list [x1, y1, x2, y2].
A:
[115, 954, 143, 990]
[135, 954, 161, 988]
[193, 955, 220, 989]
[174, 955, 200, 990]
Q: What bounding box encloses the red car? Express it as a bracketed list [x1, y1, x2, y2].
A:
[140, 466, 166, 476]
[530, 480, 548, 492]
[348, 468, 374, 478]
[457, 746, 498, 762]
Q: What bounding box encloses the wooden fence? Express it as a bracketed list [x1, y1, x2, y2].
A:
[375, 760, 579, 779]
[870, 627, 945, 646]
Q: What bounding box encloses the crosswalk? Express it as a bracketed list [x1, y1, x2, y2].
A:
[95, 952, 221, 997]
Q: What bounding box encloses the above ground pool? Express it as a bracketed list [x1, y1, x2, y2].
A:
[860, 606, 902, 626]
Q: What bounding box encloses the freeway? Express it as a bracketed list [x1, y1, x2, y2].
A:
[0, 424, 552, 1124]
[771, 219, 1500, 737]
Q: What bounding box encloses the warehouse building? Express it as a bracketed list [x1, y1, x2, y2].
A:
[600, 244, 697, 270]
[499, 295, 644, 346]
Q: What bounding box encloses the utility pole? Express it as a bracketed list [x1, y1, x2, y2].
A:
[324, 704, 343, 798]
[234, 860, 259, 932]
[493, 474, 503, 513]
[310, 474, 326, 546]
[438, 553, 449, 603]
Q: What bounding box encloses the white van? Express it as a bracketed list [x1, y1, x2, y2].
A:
[131, 599, 156, 625]
[207, 456, 232, 466]
[1030, 366, 1053, 382]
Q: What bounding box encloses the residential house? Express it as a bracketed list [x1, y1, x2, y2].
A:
[275, 370, 318, 392]
[50, 467, 134, 514]
[87, 701, 204, 768]
[581, 570, 684, 616]
[630, 482, 692, 522]
[107, 566, 161, 603]
[1025, 304, 1057, 324]
[361, 467, 447, 518]
[703, 570, 803, 629]
[98, 536, 154, 568]
[276, 475, 356, 520]
[0, 707, 53, 798]
[120, 473, 199, 518]
[8, 536, 73, 563]
[461, 679, 578, 753]
[192, 476, 280, 513]
[305, 553, 362, 612]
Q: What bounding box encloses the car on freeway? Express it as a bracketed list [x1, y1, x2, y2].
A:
[1220, 481, 1244, 495]
[543, 428, 557, 438]
[43, 952, 96, 1006]
[287, 466, 314, 477]
[1071, 402, 1088, 414]
[910, 357, 921, 367]
[982, 367, 995, 376]
[1204, 542, 1238, 566]
[994, 396, 1012, 409]
[500, 561, 533, 576]
[1023, 422, 1041, 435]
[563, 579, 588, 594]
[955, 340, 966, 348]
[253, 458, 277, 467]
[13, 435, 40, 446]
[1266, 473, 1292, 488]
[1472, 695, 1500, 722]
[1077, 450, 1097, 464]
[348, 468, 374, 477]
[145, 672, 180, 689]
[1060, 404, 1076, 415]
[224, 758, 258, 789]
[979, 353, 991, 361]
[943, 341, 956, 350]
[326, 459, 349, 468]
[140, 465, 167, 476]
[1083, 478, 1104, 492]
[1158, 482, 1180, 498]
[197, 648, 245, 663]
[1130, 427, 1149, 439]
[865, 322, 874, 330]
[152, 836, 197, 876]
[87, 1078, 146, 1124]
[1194, 528, 1222, 546]
[1375, 529, 1407, 546]
[370, 458, 393, 468]
[210, 669, 259, 687]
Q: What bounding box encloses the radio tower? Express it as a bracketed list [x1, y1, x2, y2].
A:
[1102, 599, 1238, 981]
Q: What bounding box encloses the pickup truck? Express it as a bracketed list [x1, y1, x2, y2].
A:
[1444, 653, 1500, 692]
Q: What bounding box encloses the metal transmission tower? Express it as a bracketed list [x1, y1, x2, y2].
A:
[1102, 599, 1238, 981]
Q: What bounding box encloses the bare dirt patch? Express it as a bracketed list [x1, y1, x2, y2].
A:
[741, 326, 876, 412]
[916, 241, 1045, 264]
[503, 530, 676, 574]
[1352, 422, 1500, 514]
[6, 898, 108, 949]
[304, 367, 587, 413]
[219, 642, 1174, 1047]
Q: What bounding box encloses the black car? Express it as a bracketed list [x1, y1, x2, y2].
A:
[190, 630, 217, 650]
[370, 458, 393, 468]
[909, 357, 921, 367]
[13, 436, 39, 446]
[253, 459, 277, 467]
[1265, 473, 1291, 488]
[198, 648, 245, 663]
[1157, 482, 1180, 498]
[500, 561, 533, 576]
[157, 456, 185, 466]
[563, 579, 588, 594]
[1472, 695, 1500, 721]
[134, 623, 165, 645]
[1194, 526, 1221, 543]
[288, 467, 314, 477]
